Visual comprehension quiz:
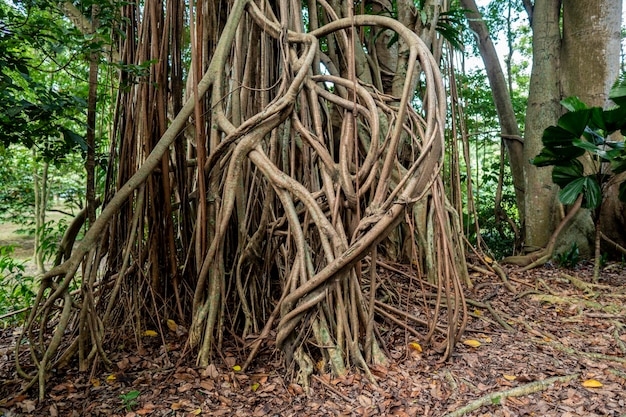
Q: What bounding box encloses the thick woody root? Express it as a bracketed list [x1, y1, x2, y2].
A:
[19, 0, 468, 398]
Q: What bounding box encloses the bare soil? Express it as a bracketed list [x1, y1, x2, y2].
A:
[0, 262, 625, 417]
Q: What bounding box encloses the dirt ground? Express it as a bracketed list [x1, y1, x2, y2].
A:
[0, 260, 625, 417]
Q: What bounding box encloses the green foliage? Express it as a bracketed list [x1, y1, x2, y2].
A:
[119, 390, 140, 411]
[0, 147, 34, 223]
[38, 218, 69, 263]
[555, 243, 580, 268]
[0, 245, 35, 324]
[532, 76, 626, 210]
[0, 1, 87, 158]
[456, 69, 524, 258]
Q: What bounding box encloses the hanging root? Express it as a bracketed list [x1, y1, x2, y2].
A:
[19, 0, 468, 398]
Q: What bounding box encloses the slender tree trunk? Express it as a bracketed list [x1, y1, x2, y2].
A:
[85, 5, 100, 227]
[33, 155, 49, 273]
[460, 0, 526, 234]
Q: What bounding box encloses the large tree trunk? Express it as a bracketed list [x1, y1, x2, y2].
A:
[523, 0, 562, 252]
[523, 0, 622, 255]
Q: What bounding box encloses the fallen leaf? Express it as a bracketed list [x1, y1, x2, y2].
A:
[106, 374, 117, 382]
[582, 379, 603, 388]
[190, 409, 202, 415]
[167, 319, 178, 331]
[463, 339, 481, 348]
[503, 374, 517, 381]
[408, 342, 422, 352]
[143, 330, 158, 337]
[232, 365, 241, 371]
[251, 382, 260, 392]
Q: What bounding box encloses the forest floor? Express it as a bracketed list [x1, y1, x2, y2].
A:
[0, 252, 625, 416]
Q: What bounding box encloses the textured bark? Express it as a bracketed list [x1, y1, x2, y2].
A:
[524, 0, 622, 254]
[523, 0, 562, 251]
[561, 0, 622, 106]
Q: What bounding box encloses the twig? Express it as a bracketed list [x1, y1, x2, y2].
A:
[442, 374, 579, 417]
[312, 374, 355, 404]
[465, 299, 515, 332]
[0, 307, 30, 320]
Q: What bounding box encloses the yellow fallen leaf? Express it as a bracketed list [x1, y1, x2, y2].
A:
[106, 374, 116, 382]
[167, 319, 178, 331]
[232, 365, 241, 372]
[582, 379, 603, 388]
[190, 408, 202, 415]
[482, 336, 492, 343]
[473, 310, 482, 316]
[143, 330, 158, 337]
[91, 378, 101, 387]
[409, 342, 422, 352]
[463, 339, 481, 348]
[251, 382, 260, 392]
[502, 374, 517, 381]
[484, 256, 493, 264]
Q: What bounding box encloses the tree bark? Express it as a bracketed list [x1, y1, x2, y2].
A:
[524, 0, 622, 254]
[523, 0, 562, 251]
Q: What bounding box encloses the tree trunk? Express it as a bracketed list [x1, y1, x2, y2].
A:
[33, 156, 49, 273]
[460, 0, 526, 235]
[523, 0, 563, 252]
[524, 0, 622, 255]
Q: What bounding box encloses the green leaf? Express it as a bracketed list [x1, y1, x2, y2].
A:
[531, 149, 562, 167]
[572, 138, 608, 159]
[559, 176, 601, 209]
[582, 176, 601, 209]
[559, 177, 585, 205]
[552, 161, 583, 188]
[557, 110, 591, 136]
[120, 390, 140, 401]
[609, 76, 626, 107]
[541, 126, 577, 146]
[561, 96, 588, 112]
[600, 105, 626, 133]
[589, 107, 607, 131]
[611, 153, 626, 174]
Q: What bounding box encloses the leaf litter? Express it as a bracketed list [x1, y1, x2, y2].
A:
[0, 262, 625, 416]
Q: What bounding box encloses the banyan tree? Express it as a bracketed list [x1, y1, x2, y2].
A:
[18, 0, 469, 398]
